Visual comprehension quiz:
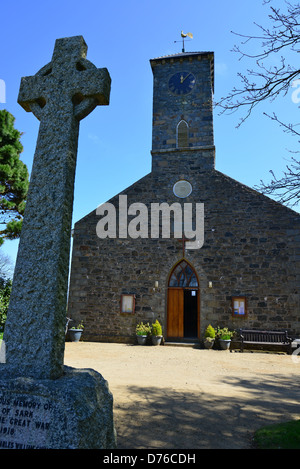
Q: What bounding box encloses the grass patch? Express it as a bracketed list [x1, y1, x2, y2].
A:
[0, 332, 2, 340]
[254, 420, 300, 449]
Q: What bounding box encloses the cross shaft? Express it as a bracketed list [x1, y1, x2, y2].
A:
[4, 36, 111, 380]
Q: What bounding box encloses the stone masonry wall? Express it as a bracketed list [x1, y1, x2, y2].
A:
[67, 157, 300, 343]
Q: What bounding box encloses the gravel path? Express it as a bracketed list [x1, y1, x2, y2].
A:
[64, 342, 300, 449]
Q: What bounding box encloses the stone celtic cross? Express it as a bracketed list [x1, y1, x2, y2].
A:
[3, 36, 111, 380]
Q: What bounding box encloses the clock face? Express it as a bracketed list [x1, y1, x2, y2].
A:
[173, 180, 193, 198]
[168, 71, 196, 95]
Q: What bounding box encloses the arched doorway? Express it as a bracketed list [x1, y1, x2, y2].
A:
[167, 260, 199, 340]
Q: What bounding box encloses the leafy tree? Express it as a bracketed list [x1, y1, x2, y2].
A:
[0, 277, 12, 332]
[0, 250, 13, 332]
[0, 110, 29, 244]
[216, 0, 300, 207]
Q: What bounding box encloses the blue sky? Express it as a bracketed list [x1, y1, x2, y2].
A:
[0, 0, 299, 269]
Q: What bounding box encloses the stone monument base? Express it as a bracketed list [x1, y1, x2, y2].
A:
[0, 366, 117, 449]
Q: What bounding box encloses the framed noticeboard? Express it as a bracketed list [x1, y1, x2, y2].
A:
[120, 294, 135, 314]
[232, 297, 247, 318]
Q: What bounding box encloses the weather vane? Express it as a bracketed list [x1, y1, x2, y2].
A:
[174, 31, 193, 53]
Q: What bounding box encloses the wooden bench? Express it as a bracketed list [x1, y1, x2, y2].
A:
[237, 329, 293, 354]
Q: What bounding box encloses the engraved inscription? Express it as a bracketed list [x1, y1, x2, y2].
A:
[0, 395, 54, 449]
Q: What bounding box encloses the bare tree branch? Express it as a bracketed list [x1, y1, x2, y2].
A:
[215, 1, 300, 127]
[215, 1, 300, 207]
[255, 156, 300, 206]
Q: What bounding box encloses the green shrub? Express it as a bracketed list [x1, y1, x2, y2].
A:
[152, 319, 162, 336]
[0, 278, 12, 332]
[71, 322, 84, 330]
[216, 326, 235, 340]
[204, 324, 216, 339]
[136, 322, 151, 336]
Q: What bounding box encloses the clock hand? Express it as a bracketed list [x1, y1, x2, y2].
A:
[181, 73, 191, 83]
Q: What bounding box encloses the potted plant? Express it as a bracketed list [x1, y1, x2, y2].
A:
[151, 319, 163, 345]
[204, 324, 216, 349]
[216, 326, 234, 350]
[136, 322, 151, 345]
[69, 322, 84, 342]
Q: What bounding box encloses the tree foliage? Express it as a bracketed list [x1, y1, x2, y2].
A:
[0, 277, 12, 332]
[216, 0, 300, 207]
[0, 110, 29, 243]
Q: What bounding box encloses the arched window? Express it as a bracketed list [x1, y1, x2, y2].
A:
[177, 120, 189, 148]
[168, 260, 198, 288]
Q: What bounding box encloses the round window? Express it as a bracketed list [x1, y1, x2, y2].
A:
[173, 180, 192, 198]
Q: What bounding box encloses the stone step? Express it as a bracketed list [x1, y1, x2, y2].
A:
[164, 341, 201, 348]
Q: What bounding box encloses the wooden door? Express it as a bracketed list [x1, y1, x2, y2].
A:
[167, 288, 184, 338]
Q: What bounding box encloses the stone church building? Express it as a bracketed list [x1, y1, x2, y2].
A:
[67, 50, 300, 344]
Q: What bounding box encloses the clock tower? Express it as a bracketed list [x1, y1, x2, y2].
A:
[150, 51, 215, 172]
